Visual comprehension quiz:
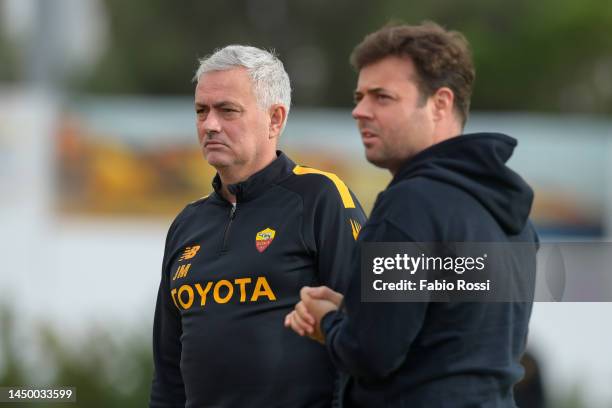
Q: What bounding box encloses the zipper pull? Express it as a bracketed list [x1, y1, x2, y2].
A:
[230, 205, 237, 219]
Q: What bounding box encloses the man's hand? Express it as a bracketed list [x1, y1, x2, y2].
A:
[284, 286, 344, 344]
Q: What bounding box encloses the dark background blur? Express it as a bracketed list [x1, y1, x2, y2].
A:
[2, 0, 612, 112]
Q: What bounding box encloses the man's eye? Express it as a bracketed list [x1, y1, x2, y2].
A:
[376, 94, 390, 100]
[220, 106, 241, 114]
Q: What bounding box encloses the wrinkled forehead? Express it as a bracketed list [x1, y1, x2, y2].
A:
[195, 67, 256, 103]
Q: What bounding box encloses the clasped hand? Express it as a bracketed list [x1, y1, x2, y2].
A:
[284, 286, 343, 344]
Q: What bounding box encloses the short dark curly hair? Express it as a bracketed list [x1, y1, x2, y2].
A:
[350, 22, 475, 127]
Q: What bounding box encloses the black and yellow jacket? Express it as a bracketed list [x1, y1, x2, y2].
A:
[150, 151, 366, 408]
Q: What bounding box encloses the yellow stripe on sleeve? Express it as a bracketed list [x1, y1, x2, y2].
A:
[293, 165, 356, 208]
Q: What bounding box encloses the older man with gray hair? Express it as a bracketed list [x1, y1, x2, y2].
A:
[149, 45, 366, 408]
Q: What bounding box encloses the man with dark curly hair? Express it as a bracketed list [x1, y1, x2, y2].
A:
[286, 22, 538, 407]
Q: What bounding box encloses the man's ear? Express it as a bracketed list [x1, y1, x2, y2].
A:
[269, 104, 287, 139]
[431, 87, 455, 122]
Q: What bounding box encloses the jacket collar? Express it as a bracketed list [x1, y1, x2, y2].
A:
[211, 151, 295, 203]
[390, 133, 517, 186]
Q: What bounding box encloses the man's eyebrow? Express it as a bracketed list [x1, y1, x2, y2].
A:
[213, 101, 239, 108]
[366, 87, 388, 94]
[354, 87, 387, 96]
[194, 100, 240, 108]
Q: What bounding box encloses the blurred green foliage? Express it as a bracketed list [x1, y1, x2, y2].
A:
[80, 0, 612, 114]
[0, 305, 152, 408]
[0, 31, 18, 82]
[1, 0, 612, 113]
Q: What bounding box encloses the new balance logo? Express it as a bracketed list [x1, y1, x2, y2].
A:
[179, 245, 200, 261]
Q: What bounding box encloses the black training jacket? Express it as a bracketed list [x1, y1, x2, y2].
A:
[150, 151, 366, 408]
[321, 133, 539, 407]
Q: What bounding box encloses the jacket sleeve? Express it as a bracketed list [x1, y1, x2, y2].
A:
[149, 220, 186, 408]
[310, 184, 367, 293]
[321, 217, 429, 381]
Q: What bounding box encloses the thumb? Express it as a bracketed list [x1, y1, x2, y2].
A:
[300, 286, 314, 300]
[308, 286, 344, 306]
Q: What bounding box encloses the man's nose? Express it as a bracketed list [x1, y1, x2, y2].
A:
[201, 111, 222, 134]
[352, 99, 372, 120]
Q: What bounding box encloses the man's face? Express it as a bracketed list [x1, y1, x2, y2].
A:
[352, 56, 436, 173]
[195, 67, 271, 171]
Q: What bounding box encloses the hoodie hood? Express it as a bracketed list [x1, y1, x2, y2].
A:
[390, 133, 534, 234]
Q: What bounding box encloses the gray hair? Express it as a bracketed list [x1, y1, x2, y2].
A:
[194, 45, 292, 125]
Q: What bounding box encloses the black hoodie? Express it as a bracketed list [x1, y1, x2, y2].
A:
[321, 133, 539, 407]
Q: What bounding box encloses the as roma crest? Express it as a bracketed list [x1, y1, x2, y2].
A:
[256, 227, 276, 253]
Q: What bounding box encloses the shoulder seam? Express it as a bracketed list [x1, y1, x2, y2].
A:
[173, 194, 211, 232]
[292, 165, 355, 209]
[188, 194, 211, 207]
